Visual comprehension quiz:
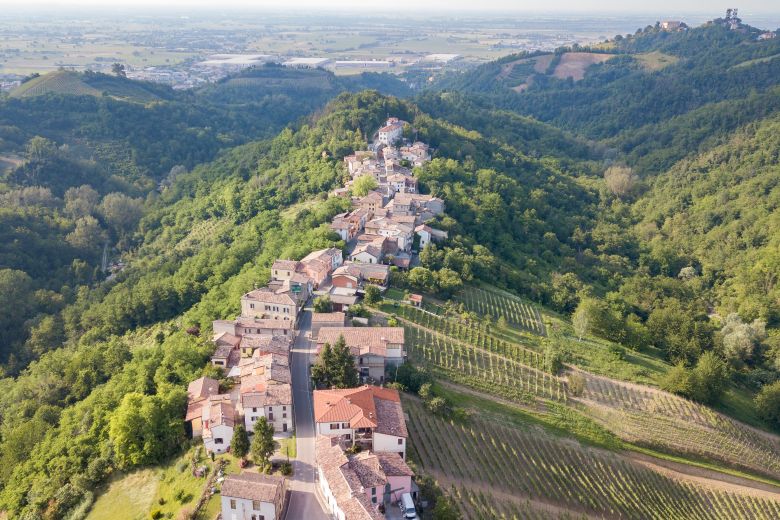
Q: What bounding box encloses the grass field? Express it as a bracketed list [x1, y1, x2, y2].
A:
[87, 447, 222, 520]
[634, 51, 680, 71]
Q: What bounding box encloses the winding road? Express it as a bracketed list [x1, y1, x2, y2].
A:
[285, 307, 329, 520]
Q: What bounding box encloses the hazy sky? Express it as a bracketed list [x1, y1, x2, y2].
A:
[4, 0, 779, 14]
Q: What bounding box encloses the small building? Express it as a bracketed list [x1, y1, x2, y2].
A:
[202, 395, 236, 454]
[408, 294, 423, 307]
[311, 312, 347, 339]
[377, 118, 405, 146]
[185, 377, 220, 437]
[316, 327, 405, 381]
[221, 472, 286, 520]
[241, 289, 298, 323]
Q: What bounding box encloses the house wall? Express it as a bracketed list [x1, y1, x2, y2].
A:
[316, 422, 355, 440]
[332, 275, 359, 289]
[272, 268, 295, 281]
[190, 417, 204, 438]
[221, 495, 277, 520]
[204, 424, 234, 454]
[386, 475, 412, 502]
[213, 321, 239, 336]
[318, 466, 347, 520]
[374, 432, 406, 459]
[352, 251, 379, 264]
[245, 404, 293, 434]
[241, 299, 296, 321]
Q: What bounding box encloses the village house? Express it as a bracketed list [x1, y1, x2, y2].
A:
[331, 262, 390, 290]
[377, 118, 406, 146]
[238, 334, 291, 359]
[185, 377, 220, 437]
[213, 317, 294, 338]
[387, 172, 417, 194]
[221, 472, 286, 520]
[298, 247, 343, 287]
[357, 191, 385, 214]
[399, 142, 431, 166]
[316, 327, 405, 382]
[316, 436, 414, 520]
[241, 288, 298, 323]
[364, 218, 414, 252]
[202, 394, 236, 454]
[350, 233, 389, 265]
[311, 312, 347, 338]
[414, 224, 448, 250]
[328, 287, 360, 312]
[313, 385, 408, 458]
[238, 351, 293, 434]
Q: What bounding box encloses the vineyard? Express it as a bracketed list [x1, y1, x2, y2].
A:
[405, 397, 780, 520]
[404, 324, 567, 401]
[392, 303, 545, 369]
[453, 486, 585, 520]
[575, 370, 780, 479]
[455, 285, 546, 335]
[11, 71, 101, 98]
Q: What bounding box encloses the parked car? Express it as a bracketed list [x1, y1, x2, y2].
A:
[399, 492, 417, 519]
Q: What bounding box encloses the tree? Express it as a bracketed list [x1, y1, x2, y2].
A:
[572, 304, 590, 341]
[427, 396, 447, 415]
[251, 417, 276, 472]
[65, 216, 107, 251]
[720, 313, 766, 368]
[109, 390, 186, 468]
[363, 285, 381, 305]
[604, 165, 637, 198]
[755, 381, 780, 429]
[549, 272, 583, 313]
[99, 193, 144, 236]
[232, 424, 250, 460]
[351, 175, 378, 197]
[434, 268, 463, 297]
[311, 335, 359, 388]
[408, 267, 435, 291]
[689, 351, 729, 405]
[64, 185, 101, 218]
[660, 362, 693, 397]
[111, 62, 127, 77]
[432, 495, 459, 520]
[313, 295, 332, 313]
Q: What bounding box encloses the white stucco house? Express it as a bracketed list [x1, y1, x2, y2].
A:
[221, 472, 286, 520]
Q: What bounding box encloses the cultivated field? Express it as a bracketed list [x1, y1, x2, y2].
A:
[405, 397, 780, 519]
[455, 285, 546, 335]
[552, 52, 614, 80]
[404, 324, 567, 402]
[574, 370, 780, 479]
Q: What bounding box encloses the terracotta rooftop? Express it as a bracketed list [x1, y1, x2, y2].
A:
[313, 385, 407, 438]
[317, 327, 404, 357]
[243, 288, 296, 306]
[214, 332, 241, 347]
[315, 436, 383, 520]
[236, 317, 294, 330]
[312, 312, 347, 324]
[272, 259, 300, 271]
[187, 377, 219, 401]
[221, 472, 285, 504]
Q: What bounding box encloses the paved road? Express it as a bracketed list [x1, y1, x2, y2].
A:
[286, 308, 329, 520]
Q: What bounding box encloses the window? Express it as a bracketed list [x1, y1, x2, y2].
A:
[282, 413, 287, 419]
[253, 408, 257, 413]
[283, 406, 287, 411]
[252, 500, 262, 511]
[251, 416, 257, 422]
[250, 303, 255, 309]
[342, 423, 349, 429]
[230, 499, 236, 510]
[330, 423, 340, 430]
[268, 406, 273, 411]
[215, 438, 223, 444]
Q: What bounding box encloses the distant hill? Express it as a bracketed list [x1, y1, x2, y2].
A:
[10, 70, 169, 103]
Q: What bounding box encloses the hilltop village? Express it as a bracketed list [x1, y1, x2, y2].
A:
[185, 118, 435, 519]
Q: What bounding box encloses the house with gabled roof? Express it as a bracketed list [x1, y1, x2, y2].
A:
[185, 377, 220, 437]
[221, 472, 286, 520]
[316, 327, 405, 381]
[313, 385, 408, 458]
[202, 394, 236, 454]
[238, 351, 293, 434]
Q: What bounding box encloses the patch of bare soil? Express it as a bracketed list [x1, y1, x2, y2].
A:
[553, 52, 613, 80]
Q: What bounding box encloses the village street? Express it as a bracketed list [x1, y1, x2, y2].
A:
[286, 307, 329, 520]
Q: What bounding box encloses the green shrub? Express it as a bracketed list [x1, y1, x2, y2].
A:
[150, 509, 164, 520]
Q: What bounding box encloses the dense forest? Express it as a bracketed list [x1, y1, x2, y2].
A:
[0, 15, 779, 519]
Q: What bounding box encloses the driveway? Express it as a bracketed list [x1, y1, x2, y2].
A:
[285, 307, 329, 520]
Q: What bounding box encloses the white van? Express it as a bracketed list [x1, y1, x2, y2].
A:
[400, 493, 417, 519]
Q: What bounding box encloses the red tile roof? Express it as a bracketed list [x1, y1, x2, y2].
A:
[313, 385, 407, 437]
